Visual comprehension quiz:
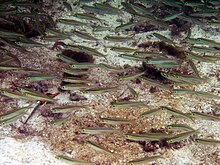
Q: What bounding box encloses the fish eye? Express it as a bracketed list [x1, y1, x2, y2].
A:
[167, 139, 173, 143]
[125, 135, 130, 138]
[55, 156, 60, 159]
[167, 126, 172, 129]
[56, 54, 61, 57]
[61, 86, 66, 89]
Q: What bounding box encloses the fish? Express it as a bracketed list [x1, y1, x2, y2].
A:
[56, 54, 77, 63]
[208, 21, 220, 26]
[0, 89, 29, 99]
[190, 46, 220, 53]
[61, 67, 89, 76]
[81, 5, 113, 14]
[109, 46, 138, 53]
[0, 9, 17, 15]
[178, 15, 203, 25]
[0, 29, 24, 38]
[195, 138, 220, 145]
[62, 77, 93, 84]
[125, 133, 163, 141]
[121, 2, 140, 15]
[127, 85, 139, 99]
[52, 105, 88, 113]
[162, 0, 183, 7]
[145, 58, 178, 65]
[153, 32, 175, 45]
[16, 37, 45, 47]
[166, 130, 198, 143]
[187, 52, 219, 63]
[51, 117, 68, 126]
[85, 141, 112, 153]
[58, 19, 89, 26]
[0, 58, 15, 65]
[80, 127, 119, 134]
[79, 0, 96, 3]
[25, 75, 57, 81]
[130, 2, 152, 15]
[0, 106, 32, 120]
[166, 124, 195, 131]
[162, 12, 183, 21]
[46, 28, 68, 37]
[153, 63, 180, 68]
[161, 72, 206, 84]
[172, 89, 220, 99]
[190, 11, 218, 18]
[190, 111, 220, 121]
[118, 54, 147, 61]
[115, 22, 141, 32]
[188, 60, 200, 77]
[60, 67, 89, 76]
[18, 87, 54, 102]
[139, 0, 156, 7]
[72, 30, 98, 41]
[104, 35, 134, 42]
[140, 108, 161, 118]
[0, 65, 38, 72]
[160, 106, 193, 121]
[141, 77, 172, 90]
[55, 155, 94, 165]
[13, 1, 40, 8]
[99, 63, 127, 73]
[0, 17, 15, 25]
[74, 13, 101, 22]
[133, 51, 166, 57]
[0, 112, 25, 126]
[119, 71, 146, 81]
[83, 86, 118, 94]
[100, 117, 133, 125]
[70, 63, 100, 69]
[185, 38, 220, 47]
[43, 35, 68, 41]
[92, 25, 112, 32]
[111, 101, 148, 108]
[128, 155, 163, 165]
[67, 45, 107, 59]
[93, 3, 121, 14]
[61, 84, 91, 91]
[184, 1, 204, 7]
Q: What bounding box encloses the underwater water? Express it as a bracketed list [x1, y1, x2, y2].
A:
[0, 0, 220, 164]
